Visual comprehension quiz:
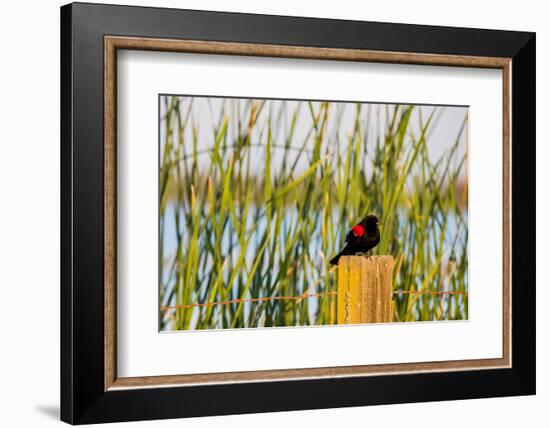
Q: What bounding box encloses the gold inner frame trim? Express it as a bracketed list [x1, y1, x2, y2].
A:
[104, 35, 512, 391]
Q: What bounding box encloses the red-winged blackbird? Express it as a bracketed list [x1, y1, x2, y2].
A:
[329, 215, 382, 266]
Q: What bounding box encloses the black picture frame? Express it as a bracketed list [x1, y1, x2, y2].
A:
[61, 2, 535, 424]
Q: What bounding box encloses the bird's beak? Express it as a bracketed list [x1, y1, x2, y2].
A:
[377, 222, 384, 227]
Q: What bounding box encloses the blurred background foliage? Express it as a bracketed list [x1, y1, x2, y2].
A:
[159, 96, 468, 331]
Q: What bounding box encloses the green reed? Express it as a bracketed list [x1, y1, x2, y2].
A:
[159, 96, 468, 330]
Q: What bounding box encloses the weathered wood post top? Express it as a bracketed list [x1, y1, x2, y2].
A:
[337, 255, 394, 324]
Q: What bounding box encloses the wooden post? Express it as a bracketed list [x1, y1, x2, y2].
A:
[337, 256, 394, 324]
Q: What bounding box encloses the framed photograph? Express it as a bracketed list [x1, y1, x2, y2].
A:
[60, 2, 535, 424]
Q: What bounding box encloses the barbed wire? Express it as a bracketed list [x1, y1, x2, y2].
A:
[160, 289, 466, 312]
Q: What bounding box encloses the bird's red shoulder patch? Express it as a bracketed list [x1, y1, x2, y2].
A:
[352, 225, 365, 237]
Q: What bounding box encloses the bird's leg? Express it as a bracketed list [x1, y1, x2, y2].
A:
[355, 251, 372, 259]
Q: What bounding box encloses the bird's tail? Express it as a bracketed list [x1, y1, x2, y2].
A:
[329, 250, 345, 266]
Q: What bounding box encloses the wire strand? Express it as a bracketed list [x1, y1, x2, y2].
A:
[160, 290, 466, 311]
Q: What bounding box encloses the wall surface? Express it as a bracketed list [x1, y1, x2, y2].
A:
[0, 0, 546, 426]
